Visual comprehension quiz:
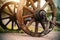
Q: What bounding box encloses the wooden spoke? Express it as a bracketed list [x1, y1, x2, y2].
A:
[37, 0, 41, 9]
[24, 6, 34, 14]
[41, 2, 49, 9]
[12, 21, 14, 30]
[7, 5, 13, 14]
[40, 22, 45, 30]
[41, 22, 49, 31]
[41, 21, 49, 32]
[26, 19, 34, 27]
[30, 0, 36, 10]
[14, 20, 20, 28]
[23, 14, 33, 19]
[1, 17, 10, 20]
[35, 22, 38, 33]
[5, 19, 11, 26]
[45, 22, 49, 31]
[14, 5, 16, 14]
[2, 10, 12, 16]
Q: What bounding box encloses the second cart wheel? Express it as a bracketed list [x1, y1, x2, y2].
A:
[0, 2, 21, 31]
[17, 0, 56, 37]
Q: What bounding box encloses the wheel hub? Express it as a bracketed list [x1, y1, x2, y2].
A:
[10, 14, 16, 21]
[34, 10, 47, 22]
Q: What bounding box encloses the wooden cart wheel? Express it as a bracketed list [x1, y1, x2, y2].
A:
[17, 0, 56, 37]
[0, 2, 21, 31]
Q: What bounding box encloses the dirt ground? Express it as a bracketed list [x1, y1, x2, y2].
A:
[0, 31, 60, 40]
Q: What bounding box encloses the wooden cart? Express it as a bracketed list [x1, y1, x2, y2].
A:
[0, 0, 57, 37]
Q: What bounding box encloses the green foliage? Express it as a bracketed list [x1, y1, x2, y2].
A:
[0, 26, 8, 33]
[56, 7, 60, 21]
[0, 26, 24, 33]
[53, 27, 60, 31]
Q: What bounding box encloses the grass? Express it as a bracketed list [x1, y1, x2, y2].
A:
[53, 27, 60, 31]
[0, 24, 60, 33]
